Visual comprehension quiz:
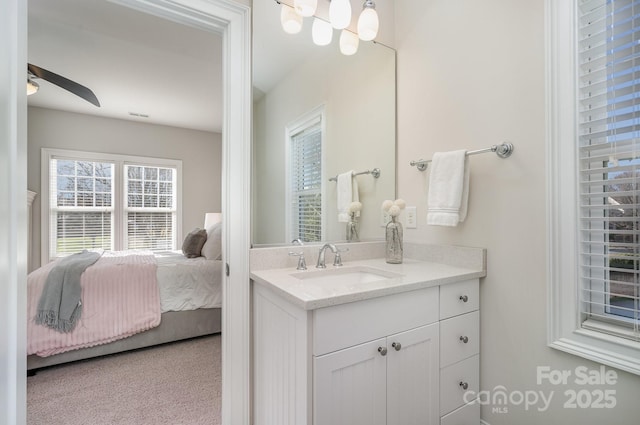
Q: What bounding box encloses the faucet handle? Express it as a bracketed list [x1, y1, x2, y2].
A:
[288, 251, 307, 270]
[333, 247, 350, 267]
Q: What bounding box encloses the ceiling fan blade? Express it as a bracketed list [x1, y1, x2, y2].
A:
[28, 63, 101, 107]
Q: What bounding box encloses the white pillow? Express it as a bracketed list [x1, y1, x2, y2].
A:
[201, 221, 222, 260]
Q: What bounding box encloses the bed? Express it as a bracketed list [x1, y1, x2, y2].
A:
[27, 228, 223, 371]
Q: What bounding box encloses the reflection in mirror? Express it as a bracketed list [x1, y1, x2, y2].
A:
[252, 0, 396, 246]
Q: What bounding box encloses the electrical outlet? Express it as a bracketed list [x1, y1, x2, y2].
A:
[405, 206, 417, 228]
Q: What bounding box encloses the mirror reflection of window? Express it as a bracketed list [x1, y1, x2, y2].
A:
[286, 107, 325, 243]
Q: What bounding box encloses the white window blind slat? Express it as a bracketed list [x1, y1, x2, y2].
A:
[578, 0, 640, 340]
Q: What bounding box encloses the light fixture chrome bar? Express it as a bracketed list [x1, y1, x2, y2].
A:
[328, 167, 381, 182]
[410, 142, 514, 171]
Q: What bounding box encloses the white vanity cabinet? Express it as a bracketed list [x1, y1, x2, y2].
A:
[252, 277, 481, 425]
[314, 323, 439, 425]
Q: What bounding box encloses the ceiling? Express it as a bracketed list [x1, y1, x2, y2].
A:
[27, 0, 394, 133]
[27, 0, 223, 133]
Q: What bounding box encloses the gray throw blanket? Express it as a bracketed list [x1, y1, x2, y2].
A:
[35, 250, 102, 333]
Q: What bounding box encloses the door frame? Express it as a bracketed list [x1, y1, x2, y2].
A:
[0, 0, 252, 423]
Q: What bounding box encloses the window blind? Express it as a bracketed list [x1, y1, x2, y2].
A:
[125, 165, 177, 250]
[49, 158, 115, 256]
[578, 0, 640, 339]
[290, 119, 322, 242]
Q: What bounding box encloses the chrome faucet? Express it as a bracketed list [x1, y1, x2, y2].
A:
[316, 243, 338, 269]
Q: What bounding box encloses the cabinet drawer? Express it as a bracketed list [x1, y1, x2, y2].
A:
[440, 355, 479, 416]
[439, 279, 479, 320]
[440, 311, 479, 368]
[440, 400, 480, 425]
[313, 286, 439, 356]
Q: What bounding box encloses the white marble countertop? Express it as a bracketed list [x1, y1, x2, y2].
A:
[250, 257, 486, 310]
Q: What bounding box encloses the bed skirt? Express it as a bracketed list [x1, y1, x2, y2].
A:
[27, 308, 221, 371]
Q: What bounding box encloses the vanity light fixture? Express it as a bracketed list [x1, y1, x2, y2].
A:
[277, 0, 380, 55]
[280, 3, 303, 34]
[357, 0, 378, 41]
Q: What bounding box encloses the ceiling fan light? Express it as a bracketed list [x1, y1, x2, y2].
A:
[339, 29, 359, 56]
[26, 79, 39, 96]
[281, 4, 303, 34]
[357, 1, 379, 41]
[294, 0, 317, 17]
[330, 0, 352, 30]
[312, 18, 333, 46]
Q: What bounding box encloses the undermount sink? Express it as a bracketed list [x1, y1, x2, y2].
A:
[290, 266, 403, 285]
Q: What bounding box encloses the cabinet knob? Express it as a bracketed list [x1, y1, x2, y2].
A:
[459, 381, 469, 390]
[378, 346, 387, 356]
[459, 295, 469, 303]
[392, 342, 402, 351]
[459, 335, 469, 344]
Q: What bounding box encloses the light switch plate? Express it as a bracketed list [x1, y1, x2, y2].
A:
[405, 206, 417, 228]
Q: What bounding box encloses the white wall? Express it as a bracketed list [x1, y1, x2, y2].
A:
[395, 0, 640, 423]
[28, 106, 222, 270]
[253, 42, 395, 244]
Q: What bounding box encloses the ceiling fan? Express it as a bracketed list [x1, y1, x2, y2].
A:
[27, 63, 101, 107]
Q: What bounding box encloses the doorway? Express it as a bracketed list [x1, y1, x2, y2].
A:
[0, 0, 251, 424]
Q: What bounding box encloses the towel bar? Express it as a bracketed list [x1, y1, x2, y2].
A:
[410, 142, 514, 171]
[329, 168, 381, 182]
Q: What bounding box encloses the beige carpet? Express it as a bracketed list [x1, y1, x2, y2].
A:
[27, 335, 222, 425]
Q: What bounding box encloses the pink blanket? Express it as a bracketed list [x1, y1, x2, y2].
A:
[27, 251, 161, 357]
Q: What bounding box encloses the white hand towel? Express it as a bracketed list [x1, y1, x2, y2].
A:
[337, 171, 359, 222]
[427, 150, 469, 226]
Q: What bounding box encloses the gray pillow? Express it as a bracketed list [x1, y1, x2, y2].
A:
[182, 228, 207, 258]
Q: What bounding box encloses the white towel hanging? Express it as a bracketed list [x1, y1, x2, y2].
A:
[426, 150, 469, 226]
[337, 171, 359, 222]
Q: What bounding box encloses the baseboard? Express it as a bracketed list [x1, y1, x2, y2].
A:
[481, 420, 491, 425]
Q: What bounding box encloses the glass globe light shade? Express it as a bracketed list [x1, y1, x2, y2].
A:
[281, 4, 303, 34]
[329, 0, 352, 30]
[339, 29, 359, 56]
[357, 5, 379, 41]
[312, 18, 333, 46]
[294, 0, 317, 17]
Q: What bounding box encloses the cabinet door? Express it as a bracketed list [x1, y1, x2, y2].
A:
[386, 323, 440, 425]
[314, 338, 387, 425]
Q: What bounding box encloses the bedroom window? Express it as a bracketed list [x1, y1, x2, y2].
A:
[43, 149, 182, 262]
[286, 106, 325, 243]
[49, 158, 115, 255]
[125, 165, 177, 250]
[548, 0, 640, 375]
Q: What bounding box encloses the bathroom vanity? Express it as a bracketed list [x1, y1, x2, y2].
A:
[250, 243, 486, 425]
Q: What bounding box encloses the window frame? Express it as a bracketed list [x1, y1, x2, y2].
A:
[284, 105, 327, 243]
[41, 148, 182, 263]
[546, 0, 640, 375]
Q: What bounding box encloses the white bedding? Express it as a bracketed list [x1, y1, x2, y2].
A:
[154, 250, 223, 313]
